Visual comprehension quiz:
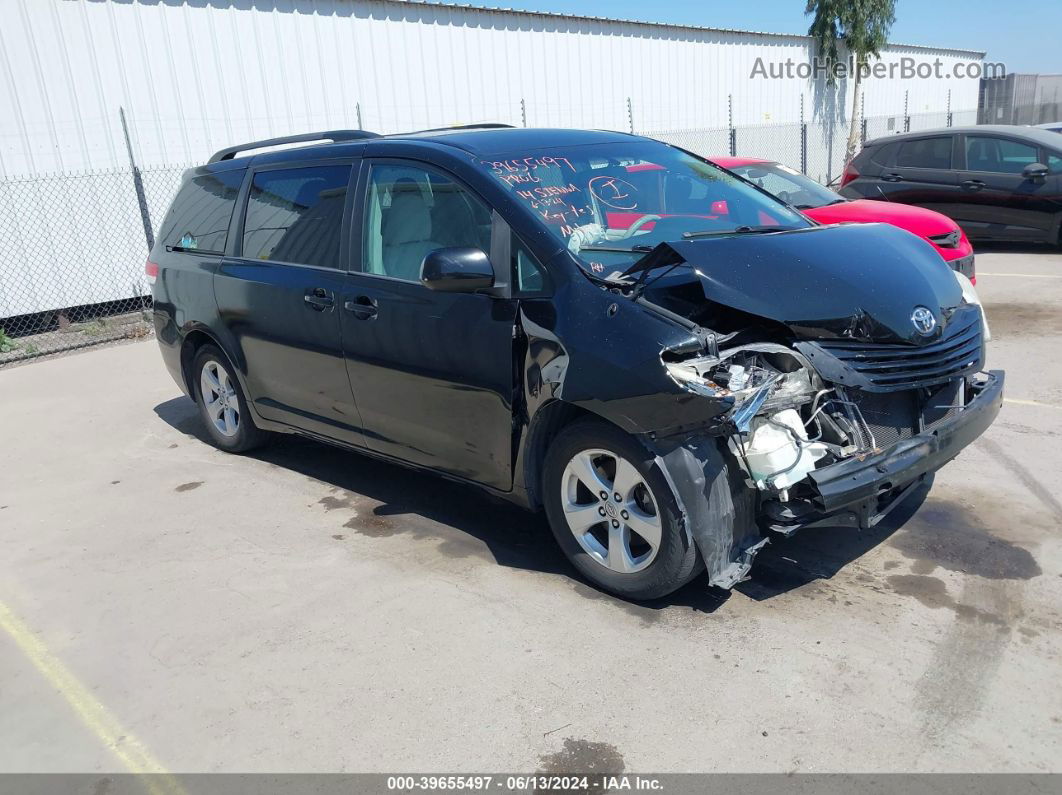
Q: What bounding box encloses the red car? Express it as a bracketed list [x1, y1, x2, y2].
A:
[711, 157, 975, 283]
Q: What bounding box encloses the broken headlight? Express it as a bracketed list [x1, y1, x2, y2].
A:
[665, 344, 820, 431]
[665, 344, 838, 496]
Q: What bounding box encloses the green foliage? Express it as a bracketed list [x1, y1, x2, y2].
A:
[0, 327, 16, 354]
[806, 0, 896, 84]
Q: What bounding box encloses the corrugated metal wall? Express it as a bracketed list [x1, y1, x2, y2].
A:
[979, 74, 1062, 125]
[0, 0, 984, 174]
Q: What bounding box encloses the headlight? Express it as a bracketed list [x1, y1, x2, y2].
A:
[665, 344, 820, 431]
[953, 270, 991, 342]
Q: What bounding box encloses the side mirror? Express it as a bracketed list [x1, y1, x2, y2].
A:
[420, 247, 495, 293]
[1023, 162, 1049, 179]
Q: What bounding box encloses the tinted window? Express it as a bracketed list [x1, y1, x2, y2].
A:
[965, 136, 1039, 174]
[730, 162, 841, 209]
[159, 169, 245, 254]
[868, 141, 899, 166]
[362, 164, 492, 281]
[1049, 153, 1062, 174]
[896, 137, 952, 169]
[243, 165, 351, 268]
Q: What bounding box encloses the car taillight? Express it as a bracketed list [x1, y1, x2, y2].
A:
[145, 260, 159, 285]
[839, 162, 859, 188]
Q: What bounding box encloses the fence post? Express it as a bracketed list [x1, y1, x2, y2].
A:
[861, 118, 868, 143]
[119, 107, 154, 252]
[799, 95, 808, 175]
[356, 102, 363, 130]
[903, 90, 910, 133]
[626, 97, 634, 134]
[728, 95, 736, 157]
[521, 98, 527, 128]
[946, 89, 953, 127]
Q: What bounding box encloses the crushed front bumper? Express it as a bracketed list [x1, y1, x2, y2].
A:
[763, 370, 1004, 533]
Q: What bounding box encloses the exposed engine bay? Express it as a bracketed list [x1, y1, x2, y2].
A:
[665, 344, 878, 497]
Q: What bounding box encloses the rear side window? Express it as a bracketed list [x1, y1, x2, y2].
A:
[159, 169, 245, 254]
[242, 165, 351, 268]
[896, 137, 952, 169]
[965, 136, 1039, 174]
[868, 141, 899, 167]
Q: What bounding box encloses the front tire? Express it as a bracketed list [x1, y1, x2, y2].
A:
[542, 419, 700, 600]
[192, 345, 269, 453]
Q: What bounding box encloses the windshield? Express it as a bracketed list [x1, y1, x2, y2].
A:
[479, 142, 811, 272]
[727, 162, 843, 210]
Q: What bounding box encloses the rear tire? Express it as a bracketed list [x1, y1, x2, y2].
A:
[542, 418, 701, 600]
[192, 345, 269, 453]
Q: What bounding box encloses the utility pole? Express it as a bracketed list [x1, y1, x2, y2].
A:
[119, 107, 154, 251]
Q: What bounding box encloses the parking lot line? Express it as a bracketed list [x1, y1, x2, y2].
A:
[1004, 397, 1062, 410]
[0, 601, 184, 795]
[978, 272, 1062, 278]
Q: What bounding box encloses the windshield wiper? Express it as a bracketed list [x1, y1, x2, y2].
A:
[580, 243, 655, 253]
[682, 225, 798, 239]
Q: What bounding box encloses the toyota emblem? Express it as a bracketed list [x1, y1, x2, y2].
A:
[911, 306, 937, 335]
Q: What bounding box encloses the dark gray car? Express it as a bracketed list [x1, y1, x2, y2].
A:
[839, 125, 1062, 244]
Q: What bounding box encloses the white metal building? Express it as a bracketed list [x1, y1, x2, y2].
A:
[1, 0, 985, 174]
[0, 0, 984, 322]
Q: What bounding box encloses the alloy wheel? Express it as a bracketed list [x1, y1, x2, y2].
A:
[560, 448, 662, 574]
[200, 360, 240, 438]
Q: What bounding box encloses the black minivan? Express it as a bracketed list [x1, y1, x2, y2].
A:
[150, 126, 1003, 599]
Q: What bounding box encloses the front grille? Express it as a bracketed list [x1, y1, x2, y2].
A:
[801, 304, 983, 392]
[929, 230, 961, 248]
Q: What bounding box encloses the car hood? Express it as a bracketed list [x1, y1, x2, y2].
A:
[803, 199, 959, 238]
[627, 223, 965, 345]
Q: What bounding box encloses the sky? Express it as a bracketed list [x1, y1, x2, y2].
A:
[454, 0, 1061, 74]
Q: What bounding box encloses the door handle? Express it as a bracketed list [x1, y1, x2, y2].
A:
[304, 288, 335, 310]
[881, 173, 903, 182]
[344, 295, 378, 320]
[961, 180, 986, 192]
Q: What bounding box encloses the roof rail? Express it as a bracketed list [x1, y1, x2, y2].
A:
[413, 123, 517, 133]
[207, 129, 380, 164]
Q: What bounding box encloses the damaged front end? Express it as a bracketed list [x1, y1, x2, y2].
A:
[622, 225, 1006, 588]
[663, 337, 1002, 519]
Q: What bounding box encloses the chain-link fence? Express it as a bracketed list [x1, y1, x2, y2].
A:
[0, 165, 188, 366]
[0, 105, 991, 367]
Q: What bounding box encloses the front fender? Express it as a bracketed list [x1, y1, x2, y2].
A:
[520, 276, 731, 437]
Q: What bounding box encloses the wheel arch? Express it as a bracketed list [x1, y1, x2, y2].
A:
[521, 399, 640, 511]
[179, 326, 247, 401]
[180, 328, 225, 398]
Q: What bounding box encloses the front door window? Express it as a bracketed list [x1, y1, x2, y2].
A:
[361, 164, 492, 281]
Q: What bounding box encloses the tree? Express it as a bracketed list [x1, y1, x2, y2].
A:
[806, 0, 896, 164]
